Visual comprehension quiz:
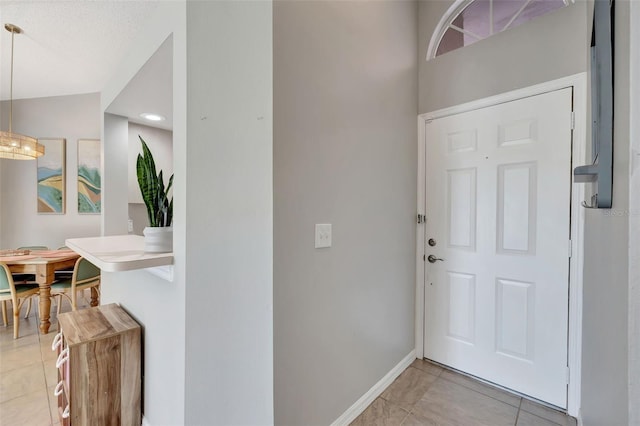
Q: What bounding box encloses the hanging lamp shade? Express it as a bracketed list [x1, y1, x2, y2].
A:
[0, 24, 44, 160]
[0, 131, 44, 160]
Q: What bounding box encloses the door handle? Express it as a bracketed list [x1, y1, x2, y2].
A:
[427, 255, 444, 263]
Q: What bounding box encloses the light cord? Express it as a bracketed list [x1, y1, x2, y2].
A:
[9, 27, 14, 133]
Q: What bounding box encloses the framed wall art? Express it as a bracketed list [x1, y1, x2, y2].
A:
[77, 139, 102, 214]
[37, 138, 66, 214]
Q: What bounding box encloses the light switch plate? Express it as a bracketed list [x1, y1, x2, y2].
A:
[315, 224, 332, 248]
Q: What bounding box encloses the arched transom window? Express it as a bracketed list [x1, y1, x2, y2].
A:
[427, 0, 571, 59]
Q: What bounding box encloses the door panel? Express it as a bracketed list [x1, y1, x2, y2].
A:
[497, 162, 537, 254]
[447, 168, 477, 250]
[423, 88, 573, 408]
[446, 271, 476, 344]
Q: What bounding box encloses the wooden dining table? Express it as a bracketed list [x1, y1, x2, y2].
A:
[0, 249, 80, 334]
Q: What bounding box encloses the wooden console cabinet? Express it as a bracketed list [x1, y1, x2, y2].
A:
[53, 304, 141, 425]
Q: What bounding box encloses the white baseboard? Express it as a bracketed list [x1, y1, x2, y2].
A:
[576, 409, 583, 426]
[142, 415, 150, 426]
[330, 350, 416, 426]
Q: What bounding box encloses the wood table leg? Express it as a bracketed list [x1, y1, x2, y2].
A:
[38, 285, 52, 334]
[36, 265, 52, 334]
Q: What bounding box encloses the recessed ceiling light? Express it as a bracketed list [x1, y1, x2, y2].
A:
[140, 113, 166, 122]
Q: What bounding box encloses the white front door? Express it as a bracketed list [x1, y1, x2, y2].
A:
[423, 88, 573, 408]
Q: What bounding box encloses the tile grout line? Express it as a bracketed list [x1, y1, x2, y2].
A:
[38, 322, 58, 426]
[37, 308, 56, 426]
[399, 408, 410, 426]
[0, 304, 61, 425]
[37, 316, 53, 426]
[40, 356, 54, 426]
[514, 396, 523, 426]
[404, 367, 441, 422]
[377, 365, 442, 424]
[437, 370, 522, 409]
[433, 363, 573, 422]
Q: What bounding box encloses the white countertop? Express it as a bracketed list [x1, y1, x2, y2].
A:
[66, 235, 174, 273]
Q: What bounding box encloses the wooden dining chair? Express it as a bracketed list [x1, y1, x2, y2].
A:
[54, 246, 74, 281]
[1, 297, 34, 328]
[0, 263, 40, 339]
[51, 257, 101, 313]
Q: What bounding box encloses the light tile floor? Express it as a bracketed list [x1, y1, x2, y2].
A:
[351, 359, 578, 426]
[0, 295, 88, 426]
[2, 299, 578, 426]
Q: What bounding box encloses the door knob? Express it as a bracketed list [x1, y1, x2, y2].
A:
[427, 255, 444, 263]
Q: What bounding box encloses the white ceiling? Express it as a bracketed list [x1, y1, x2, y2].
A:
[0, 0, 161, 101]
[106, 35, 172, 131]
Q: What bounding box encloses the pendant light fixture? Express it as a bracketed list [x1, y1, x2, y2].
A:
[0, 24, 44, 160]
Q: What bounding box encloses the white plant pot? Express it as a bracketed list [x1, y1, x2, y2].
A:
[143, 226, 173, 253]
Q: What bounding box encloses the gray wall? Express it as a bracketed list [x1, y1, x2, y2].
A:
[418, 1, 588, 113]
[628, 4, 640, 425]
[0, 94, 101, 249]
[0, 145, 3, 248]
[581, 3, 629, 425]
[185, 1, 274, 424]
[102, 112, 129, 236]
[0, 122, 2, 246]
[274, 1, 418, 424]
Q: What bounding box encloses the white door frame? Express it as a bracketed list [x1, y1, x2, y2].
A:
[415, 73, 587, 417]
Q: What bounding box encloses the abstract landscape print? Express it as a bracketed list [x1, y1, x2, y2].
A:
[37, 139, 66, 214]
[78, 139, 101, 214]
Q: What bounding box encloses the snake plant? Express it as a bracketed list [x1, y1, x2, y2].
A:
[136, 135, 173, 227]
